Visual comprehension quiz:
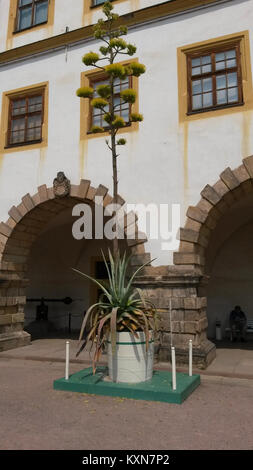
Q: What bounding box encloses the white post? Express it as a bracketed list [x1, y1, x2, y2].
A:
[171, 346, 176, 390]
[189, 339, 193, 377]
[169, 298, 173, 347]
[65, 341, 70, 380]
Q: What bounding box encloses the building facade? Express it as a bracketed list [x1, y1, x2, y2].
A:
[0, 0, 253, 367]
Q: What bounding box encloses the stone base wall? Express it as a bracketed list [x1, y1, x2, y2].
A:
[134, 265, 216, 369]
[0, 263, 30, 352]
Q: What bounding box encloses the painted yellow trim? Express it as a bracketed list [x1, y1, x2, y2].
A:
[177, 30, 253, 122]
[6, 0, 55, 50]
[79, 58, 139, 141]
[1, 0, 225, 62]
[0, 81, 49, 154]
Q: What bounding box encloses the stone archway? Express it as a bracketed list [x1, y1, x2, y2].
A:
[0, 178, 150, 352]
[171, 155, 253, 356]
[174, 155, 253, 271]
[132, 155, 253, 368]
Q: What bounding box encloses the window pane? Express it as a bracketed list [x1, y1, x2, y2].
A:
[192, 67, 201, 76]
[227, 72, 237, 88]
[216, 61, 225, 71]
[114, 96, 121, 107]
[28, 95, 42, 112]
[228, 87, 238, 103]
[121, 80, 129, 91]
[192, 95, 202, 110]
[202, 55, 211, 65]
[216, 52, 225, 62]
[19, 0, 32, 6]
[192, 80, 202, 95]
[27, 115, 42, 128]
[217, 89, 227, 105]
[93, 114, 101, 127]
[11, 118, 25, 143]
[27, 127, 41, 141]
[19, 7, 32, 29]
[201, 64, 211, 74]
[203, 77, 212, 92]
[226, 58, 237, 68]
[216, 74, 226, 90]
[12, 99, 26, 115]
[35, 1, 48, 25]
[121, 107, 130, 122]
[203, 92, 213, 108]
[226, 49, 236, 59]
[93, 0, 105, 5]
[192, 58, 201, 67]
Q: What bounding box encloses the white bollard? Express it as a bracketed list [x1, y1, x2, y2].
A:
[65, 341, 70, 380]
[189, 339, 193, 377]
[171, 346, 176, 390]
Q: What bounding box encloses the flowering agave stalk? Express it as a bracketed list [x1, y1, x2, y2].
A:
[73, 250, 158, 374]
[76, 1, 146, 260]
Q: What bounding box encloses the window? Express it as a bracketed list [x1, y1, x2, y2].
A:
[0, 82, 48, 153]
[187, 43, 243, 113]
[89, 76, 132, 130]
[8, 93, 44, 146]
[80, 59, 140, 139]
[16, 0, 49, 31]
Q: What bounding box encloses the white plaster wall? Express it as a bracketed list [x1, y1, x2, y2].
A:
[0, 0, 166, 52]
[0, 0, 253, 265]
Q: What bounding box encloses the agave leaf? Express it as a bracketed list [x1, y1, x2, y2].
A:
[125, 258, 156, 296]
[121, 321, 139, 339]
[77, 303, 102, 345]
[76, 335, 88, 357]
[101, 250, 114, 293]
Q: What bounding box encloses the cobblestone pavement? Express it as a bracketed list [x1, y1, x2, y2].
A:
[0, 357, 253, 450]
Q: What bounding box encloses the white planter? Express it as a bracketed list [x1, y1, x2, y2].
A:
[107, 330, 154, 383]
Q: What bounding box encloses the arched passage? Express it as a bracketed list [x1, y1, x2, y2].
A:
[0, 179, 150, 351]
[174, 155, 253, 344]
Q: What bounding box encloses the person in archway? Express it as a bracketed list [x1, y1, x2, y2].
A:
[229, 305, 247, 342]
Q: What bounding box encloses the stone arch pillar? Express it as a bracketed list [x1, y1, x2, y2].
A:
[0, 179, 150, 352]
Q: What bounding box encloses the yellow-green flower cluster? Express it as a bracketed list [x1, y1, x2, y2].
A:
[120, 89, 136, 104]
[76, 87, 94, 98]
[82, 52, 100, 66]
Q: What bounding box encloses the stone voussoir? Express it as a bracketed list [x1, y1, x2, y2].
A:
[22, 193, 35, 211]
[220, 167, 240, 190]
[243, 155, 253, 178]
[186, 206, 208, 224]
[200, 184, 221, 206]
[78, 179, 90, 199]
[38, 185, 48, 203]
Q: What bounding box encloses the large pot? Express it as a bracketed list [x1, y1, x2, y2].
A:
[107, 330, 154, 383]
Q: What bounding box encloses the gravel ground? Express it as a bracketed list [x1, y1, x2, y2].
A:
[0, 358, 252, 450]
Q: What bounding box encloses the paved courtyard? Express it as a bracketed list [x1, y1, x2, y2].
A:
[0, 354, 253, 450]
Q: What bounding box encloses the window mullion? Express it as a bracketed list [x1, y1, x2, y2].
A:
[211, 52, 217, 107]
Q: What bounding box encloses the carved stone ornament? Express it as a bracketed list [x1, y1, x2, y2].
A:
[53, 171, 70, 198]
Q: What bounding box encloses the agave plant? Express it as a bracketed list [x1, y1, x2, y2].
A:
[72, 250, 158, 373]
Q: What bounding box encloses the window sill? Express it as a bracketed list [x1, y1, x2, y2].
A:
[13, 21, 48, 35]
[86, 123, 131, 135]
[187, 101, 244, 116]
[5, 139, 42, 149]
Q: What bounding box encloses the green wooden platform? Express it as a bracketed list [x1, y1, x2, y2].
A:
[53, 367, 200, 404]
